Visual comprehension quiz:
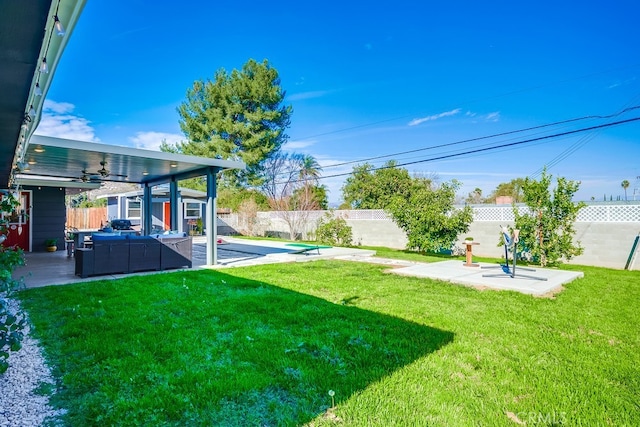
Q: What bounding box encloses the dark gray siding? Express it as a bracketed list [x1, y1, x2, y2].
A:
[28, 186, 66, 252]
[152, 203, 164, 229]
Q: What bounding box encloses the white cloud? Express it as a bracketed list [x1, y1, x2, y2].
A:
[284, 139, 316, 150]
[485, 112, 500, 122]
[34, 100, 100, 142]
[129, 131, 185, 151]
[408, 108, 461, 126]
[607, 77, 636, 89]
[288, 90, 331, 101]
[42, 99, 75, 114]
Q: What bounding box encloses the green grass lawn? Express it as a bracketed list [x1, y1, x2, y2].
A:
[18, 255, 640, 426]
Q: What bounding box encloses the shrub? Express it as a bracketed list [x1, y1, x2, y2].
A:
[315, 213, 353, 246]
[0, 192, 27, 373]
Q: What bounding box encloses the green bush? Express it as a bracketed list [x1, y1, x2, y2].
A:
[315, 213, 353, 246]
[1, 192, 26, 373]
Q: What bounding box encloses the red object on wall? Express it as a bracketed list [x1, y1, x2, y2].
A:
[1, 191, 30, 251]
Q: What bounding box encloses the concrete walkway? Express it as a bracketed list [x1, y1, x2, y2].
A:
[12, 237, 583, 295]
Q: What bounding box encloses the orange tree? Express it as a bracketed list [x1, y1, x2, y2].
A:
[513, 168, 585, 267]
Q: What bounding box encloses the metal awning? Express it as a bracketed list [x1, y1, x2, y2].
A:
[15, 135, 244, 188]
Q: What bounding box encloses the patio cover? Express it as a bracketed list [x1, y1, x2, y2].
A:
[15, 135, 245, 266]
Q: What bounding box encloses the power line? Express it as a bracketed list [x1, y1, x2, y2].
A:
[320, 105, 640, 170]
[281, 116, 640, 185]
[530, 93, 640, 178]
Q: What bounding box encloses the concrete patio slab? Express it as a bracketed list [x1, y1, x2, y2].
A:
[11, 237, 583, 296]
[388, 260, 584, 295]
[13, 237, 376, 288]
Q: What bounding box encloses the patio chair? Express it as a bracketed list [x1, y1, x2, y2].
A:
[75, 234, 130, 278]
[128, 235, 162, 273]
[157, 233, 193, 270]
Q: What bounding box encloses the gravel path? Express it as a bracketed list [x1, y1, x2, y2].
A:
[0, 298, 65, 427]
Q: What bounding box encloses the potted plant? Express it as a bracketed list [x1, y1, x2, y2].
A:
[464, 236, 474, 242]
[45, 238, 58, 252]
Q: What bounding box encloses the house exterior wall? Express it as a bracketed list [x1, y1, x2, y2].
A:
[27, 185, 66, 252]
[152, 203, 164, 229]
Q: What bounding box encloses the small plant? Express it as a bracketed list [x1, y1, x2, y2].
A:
[45, 238, 58, 247]
[464, 236, 474, 241]
[328, 389, 335, 408]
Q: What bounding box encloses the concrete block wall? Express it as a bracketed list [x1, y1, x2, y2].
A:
[459, 221, 640, 269]
[220, 209, 640, 270]
[347, 219, 407, 248]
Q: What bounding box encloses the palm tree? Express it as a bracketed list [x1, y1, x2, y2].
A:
[298, 154, 322, 185]
[621, 180, 630, 201]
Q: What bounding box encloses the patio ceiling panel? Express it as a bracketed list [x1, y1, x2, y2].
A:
[16, 135, 245, 187]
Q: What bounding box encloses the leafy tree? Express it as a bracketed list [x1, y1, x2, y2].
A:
[260, 151, 323, 239]
[387, 179, 473, 253]
[217, 185, 269, 212]
[621, 180, 630, 201]
[486, 178, 526, 203]
[465, 187, 483, 204]
[171, 58, 293, 186]
[66, 193, 106, 208]
[341, 161, 428, 209]
[513, 168, 585, 266]
[293, 185, 329, 210]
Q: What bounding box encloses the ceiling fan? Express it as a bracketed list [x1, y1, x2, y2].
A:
[74, 161, 128, 183]
[78, 170, 99, 183]
[97, 160, 110, 177]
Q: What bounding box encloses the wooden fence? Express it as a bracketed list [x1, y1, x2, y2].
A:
[66, 207, 108, 229]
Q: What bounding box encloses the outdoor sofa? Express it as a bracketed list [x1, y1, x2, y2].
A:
[75, 232, 192, 278]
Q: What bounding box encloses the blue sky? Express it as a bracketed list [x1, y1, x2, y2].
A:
[39, 0, 640, 204]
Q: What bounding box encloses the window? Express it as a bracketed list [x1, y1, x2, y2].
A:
[184, 202, 201, 219]
[127, 199, 141, 219]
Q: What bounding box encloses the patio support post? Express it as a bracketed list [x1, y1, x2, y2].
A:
[170, 178, 178, 231]
[206, 167, 217, 265]
[177, 193, 184, 234]
[143, 184, 152, 235]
